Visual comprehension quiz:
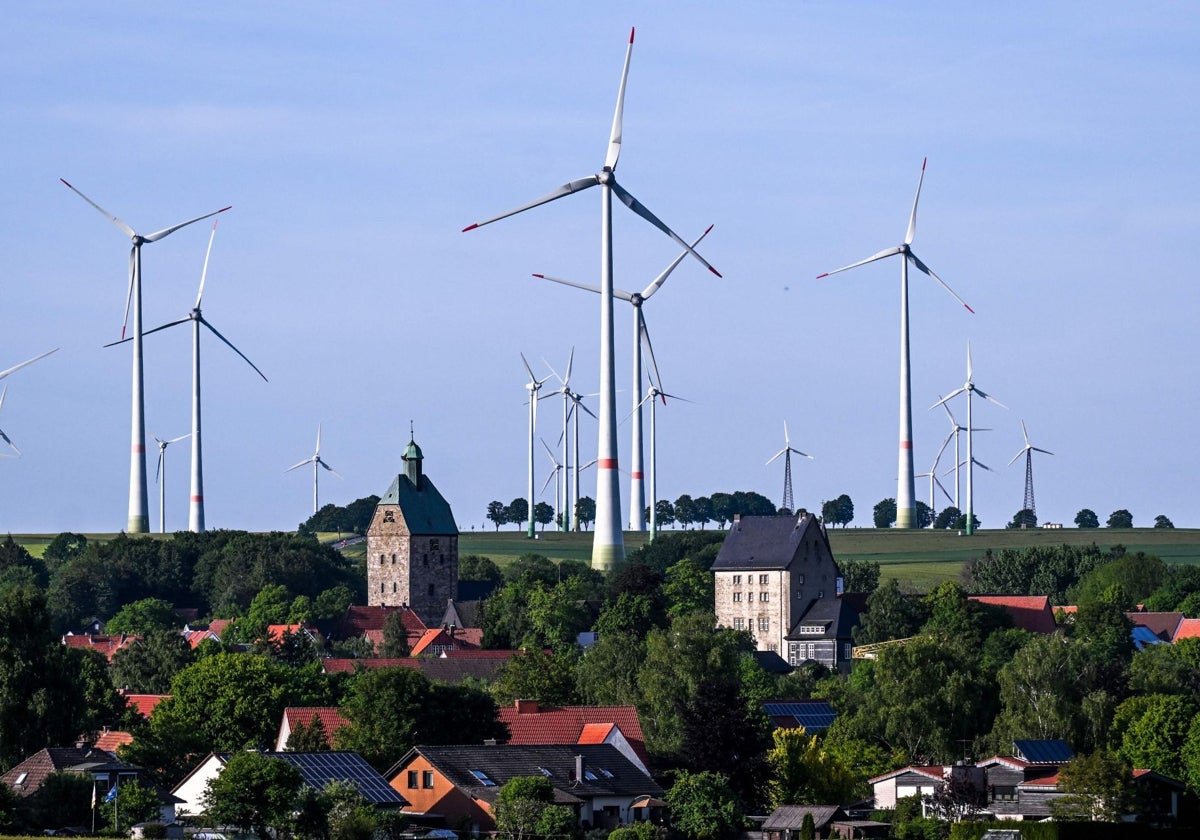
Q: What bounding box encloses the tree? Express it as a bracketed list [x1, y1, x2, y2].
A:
[1154, 514, 1175, 529]
[494, 775, 573, 840]
[109, 627, 196, 694]
[934, 506, 961, 530]
[1113, 693, 1196, 779]
[286, 715, 331, 751]
[487, 501, 507, 531]
[42, 531, 88, 567]
[766, 726, 857, 807]
[106, 596, 181, 634]
[853, 579, 925, 645]
[24, 771, 94, 832]
[99, 778, 161, 834]
[490, 648, 579, 707]
[1007, 508, 1037, 529]
[1107, 509, 1134, 528]
[914, 500, 934, 529]
[460, 555, 503, 586]
[335, 667, 429, 770]
[533, 501, 554, 531]
[821, 494, 854, 528]
[1050, 750, 1132, 821]
[952, 511, 981, 531]
[654, 499, 676, 529]
[665, 770, 742, 840]
[693, 496, 713, 530]
[505, 497, 529, 530]
[1075, 508, 1100, 528]
[839, 560, 880, 595]
[710, 493, 734, 528]
[378, 610, 410, 658]
[873, 498, 896, 528]
[203, 750, 304, 839]
[574, 496, 595, 531]
[674, 495, 696, 529]
[663, 556, 714, 618]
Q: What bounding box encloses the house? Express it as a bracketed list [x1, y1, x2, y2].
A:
[387, 743, 663, 834]
[366, 436, 460, 626]
[1174, 618, 1200, 641]
[869, 766, 946, 809]
[410, 625, 483, 656]
[762, 699, 838, 734]
[180, 625, 222, 649]
[497, 699, 650, 773]
[0, 746, 178, 823]
[1126, 611, 1184, 643]
[712, 511, 859, 671]
[320, 604, 430, 652]
[62, 632, 141, 662]
[94, 728, 134, 751]
[119, 690, 170, 718]
[275, 707, 350, 750]
[172, 751, 406, 818]
[264, 623, 322, 646]
[967, 596, 1056, 634]
[763, 805, 888, 839]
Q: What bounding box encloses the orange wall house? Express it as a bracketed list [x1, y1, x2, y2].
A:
[391, 753, 495, 831]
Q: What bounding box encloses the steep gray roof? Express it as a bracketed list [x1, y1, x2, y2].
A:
[394, 743, 662, 804]
[711, 513, 821, 571]
[786, 597, 860, 641]
[378, 472, 458, 535]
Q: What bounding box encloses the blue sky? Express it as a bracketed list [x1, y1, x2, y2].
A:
[1, 2, 1196, 534]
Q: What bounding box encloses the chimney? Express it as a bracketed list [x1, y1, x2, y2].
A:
[733, 514, 741, 523]
[484, 738, 498, 746]
[797, 508, 808, 519]
[515, 699, 539, 715]
[575, 754, 584, 783]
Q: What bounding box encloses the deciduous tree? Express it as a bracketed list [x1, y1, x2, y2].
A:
[1075, 508, 1100, 528]
[665, 771, 742, 840]
[203, 750, 304, 839]
[1154, 514, 1175, 529]
[873, 498, 896, 528]
[505, 497, 529, 530]
[487, 501, 507, 531]
[1106, 509, 1133, 528]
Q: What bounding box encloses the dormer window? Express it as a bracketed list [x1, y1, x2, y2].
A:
[470, 769, 496, 786]
[538, 767, 553, 777]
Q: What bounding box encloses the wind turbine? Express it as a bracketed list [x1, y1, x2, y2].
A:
[565, 388, 598, 531]
[0, 388, 21, 456]
[61, 179, 230, 534]
[765, 420, 813, 514]
[521, 354, 551, 540]
[0, 349, 58, 384]
[540, 438, 565, 528]
[817, 159, 973, 529]
[932, 343, 1005, 535]
[535, 225, 713, 532]
[153, 433, 190, 534]
[545, 349, 577, 533]
[630, 321, 690, 540]
[934, 399, 991, 510]
[463, 28, 720, 571]
[287, 425, 341, 515]
[108, 221, 267, 532]
[917, 440, 954, 526]
[1009, 420, 1054, 527]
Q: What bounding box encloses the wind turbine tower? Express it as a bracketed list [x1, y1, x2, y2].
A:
[766, 420, 812, 514]
[287, 425, 341, 515]
[1009, 420, 1053, 527]
[154, 434, 189, 533]
[520, 354, 550, 539]
[61, 180, 229, 533]
[463, 28, 719, 570]
[818, 160, 973, 529]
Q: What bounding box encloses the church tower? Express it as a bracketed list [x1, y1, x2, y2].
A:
[366, 434, 459, 626]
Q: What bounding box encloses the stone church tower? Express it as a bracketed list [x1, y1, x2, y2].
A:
[366, 436, 459, 626]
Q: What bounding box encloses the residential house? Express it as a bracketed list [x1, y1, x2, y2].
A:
[410, 625, 483, 656]
[275, 707, 350, 751]
[387, 743, 662, 834]
[763, 805, 888, 839]
[0, 746, 178, 822]
[497, 699, 650, 774]
[967, 596, 1057, 634]
[62, 632, 140, 662]
[319, 604, 430, 653]
[762, 699, 838, 735]
[1126, 611, 1185, 643]
[119, 690, 170, 718]
[321, 650, 519, 683]
[172, 751, 406, 818]
[869, 766, 946, 809]
[712, 511, 859, 671]
[1174, 618, 1200, 641]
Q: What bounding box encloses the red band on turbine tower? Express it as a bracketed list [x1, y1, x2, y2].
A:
[899, 440, 912, 449]
[191, 495, 203, 503]
[133, 444, 145, 453]
[599, 458, 619, 470]
[631, 471, 643, 479]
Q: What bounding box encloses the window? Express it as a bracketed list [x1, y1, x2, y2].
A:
[800, 625, 822, 635]
[538, 767, 553, 777]
[407, 770, 418, 789]
[760, 592, 769, 602]
[732, 574, 742, 585]
[422, 770, 435, 789]
[379, 554, 385, 565]
[431, 538, 440, 551]
[380, 582, 384, 593]
[757, 617, 769, 631]
[428, 583, 436, 596]
[392, 582, 397, 593]
[598, 768, 614, 779]
[733, 592, 742, 602]
[469, 769, 496, 786]
[734, 618, 745, 630]
[993, 785, 1017, 802]
[797, 574, 805, 585]
[759, 574, 768, 585]
[391, 553, 396, 564]
[584, 769, 598, 781]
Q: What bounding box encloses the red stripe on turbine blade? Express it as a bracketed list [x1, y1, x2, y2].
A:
[815, 273, 829, 279]
[709, 266, 722, 278]
[599, 458, 619, 469]
[60, 178, 74, 188]
[462, 223, 478, 232]
[629, 27, 635, 43]
[964, 304, 975, 314]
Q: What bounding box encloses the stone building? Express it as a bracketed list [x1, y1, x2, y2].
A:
[711, 510, 859, 671]
[366, 436, 459, 626]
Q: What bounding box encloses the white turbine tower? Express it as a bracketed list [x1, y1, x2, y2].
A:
[540, 438, 565, 528]
[520, 354, 551, 540]
[463, 28, 719, 570]
[916, 442, 954, 527]
[61, 179, 230, 534]
[566, 388, 597, 531]
[535, 225, 713, 532]
[109, 222, 267, 532]
[153, 433, 190, 533]
[545, 349, 577, 533]
[818, 160, 973, 530]
[1009, 420, 1054, 527]
[766, 420, 813, 514]
[932, 344, 1005, 535]
[287, 425, 341, 516]
[630, 321, 690, 540]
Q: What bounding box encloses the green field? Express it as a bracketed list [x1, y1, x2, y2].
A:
[12, 526, 1200, 591]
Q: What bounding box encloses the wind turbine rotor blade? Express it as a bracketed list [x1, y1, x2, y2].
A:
[105, 316, 192, 347]
[905, 157, 927, 246]
[908, 251, 975, 313]
[121, 246, 135, 340]
[316, 424, 322, 455]
[656, 390, 693, 404]
[639, 317, 664, 396]
[816, 246, 904, 279]
[933, 474, 953, 505]
[940, 400, 958, 426]
[540, 438, 559, 464]
[931, 388, 966, 410]
[520, 352, 537, 382]
[766, 448, 787, 466]
[533, 273, 606, 297]
[168, 433, 191, 444]
[640, 224, 714, 300]
[59, 179, 136, 239]
[609, 180, 722, 277]
[933, 430, 954, 470]
[317, 458, 342, 479]
[0, 348, 58, 382]
[143, 205, 232, 243]
[1032, 447, 1055, 456]
[790, 447, 814, 460]
[286, 457, 313, 472]
[196, 220, 218, 308]
[973, 386, 1007, 409]
[604, 27, 635, 170]
[564, 347, 574, 386]
[463, 177, 600, 232]
[540, 469, 558, 496]
[156, 448, 164, 484]
[200, 317, 269, 382]
[783, 419, 790, 446]
[0, 430, 17, 456]
[577, 400, 598, 421]
[974, 458, 995, 473]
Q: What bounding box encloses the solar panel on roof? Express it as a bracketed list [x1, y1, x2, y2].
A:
[1013, 740, 1074, 764]
[762, 701, 837, 732]
[274, 752, 406, 803]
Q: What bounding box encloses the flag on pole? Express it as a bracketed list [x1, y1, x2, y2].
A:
[104, 784, 118, 803]
[91, 784, 97, 809]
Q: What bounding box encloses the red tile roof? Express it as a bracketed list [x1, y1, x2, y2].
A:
[410, 628, 483, 656]
[868, 765, 946, 784]
[279, 707, 349, 749]
[1173, 618, 1200, 641]
[181, 628, 221, 649]
[94, 729, 134, 751]
[969, 595, 1057, 634]
[497, 702, 649, 767]
[321, 653, 517, 683]
[577, 723, 614, 744]
[337, 605, 427, 637]
[120, 691, 170, 718]
[62, 633, 141, 661]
